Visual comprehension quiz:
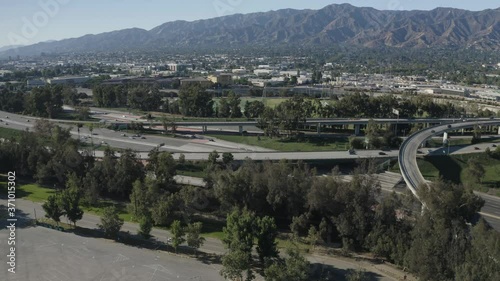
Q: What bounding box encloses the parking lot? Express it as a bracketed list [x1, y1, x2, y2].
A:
[0, 226, 223, 281]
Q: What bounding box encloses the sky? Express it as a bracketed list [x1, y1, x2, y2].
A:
[1, 0, 498, 48]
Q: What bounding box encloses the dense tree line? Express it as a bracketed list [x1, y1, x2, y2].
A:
[208, 159, 499, 280]
[92, 84, 166, 111]
[0, 85, 77, 118]
[2, 121, 499, 280]
[178, 84, 214, 117]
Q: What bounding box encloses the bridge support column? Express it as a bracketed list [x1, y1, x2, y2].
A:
[202, 126, 207, 133]
[317, 123, 321, 134]
[239, 125, 243, 134]
[354, 124, 361, 136]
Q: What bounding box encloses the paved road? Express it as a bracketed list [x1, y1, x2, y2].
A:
[0, 198, 405, 281]
[399, 120, 500, 231]
[94, 149, 399, 161]
[0, 110, 271, 153]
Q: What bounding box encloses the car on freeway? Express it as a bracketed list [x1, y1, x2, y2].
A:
[158, 143, 165, 147]
[121, 134, 127, 137]
[474, 147, 480, 150]
[427, 149, 433, 153]
[492, 144, 497, 148]
[378, 152, 386, 155]
[129, 137, 135, 139]
[141, 136, 146, 139]
[348, 149, 356, 155]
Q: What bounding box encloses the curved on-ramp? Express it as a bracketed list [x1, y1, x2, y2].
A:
[399, 119, 500, 231]
[399, 119, 500, 200]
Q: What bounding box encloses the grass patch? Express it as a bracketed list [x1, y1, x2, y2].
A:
[0, 126, 24, 140]
[196, 216, 225, 239]
[391, 153, 500, 193]
[0, 179, 134, 222]
[83, 200, 133, 222]
[14, 183, 56, 202]
[209, 135, 350, 152]
[176, 162, 207, 178]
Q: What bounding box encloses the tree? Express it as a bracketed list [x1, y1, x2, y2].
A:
[221, 208, 257, 280]
[170, 220, 185, 253]
[365, 119, 381, 149]
[227, 91, 243, 118]
[221, 249, 255, 281]
[128, 180, 149, 219]
[264, 248, 310, 281]
[178, 153, 186, 165]
[42, 194, 64, 226]
[186, 222, 205, 252]
[147, 150, 177, 189]
[139, 211, 153, 239]
[256, 216, 279, 263]
[218, 97, 231, 118]
[151, 193, 178, 226]
[466, 157, 485, 184]
[75, 106, 90, 120]
[208, 150, 220, 165]
[307, 225, 321, 249]
[244, 100, 265, 118]
[222, 152, 234, 166]
[97, 206, 124, 238]
[60, 174, 84, 227]
[178, 84, 214, 117]
[455, 219, 500, 281]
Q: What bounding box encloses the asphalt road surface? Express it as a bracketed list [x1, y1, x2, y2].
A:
[0, 110, 270, 153]
[0, 226, 224, 281]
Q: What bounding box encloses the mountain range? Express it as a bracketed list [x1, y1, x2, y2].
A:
[1, 3, 499, 57]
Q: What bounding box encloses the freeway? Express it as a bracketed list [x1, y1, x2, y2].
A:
[93, 149, 399, 161]
[399, 120, 500, 231]
[0, 110, 272, 153]
[168, 117, 495, 127]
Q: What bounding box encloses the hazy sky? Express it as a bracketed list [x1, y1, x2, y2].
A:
[1, 0, 498, 48]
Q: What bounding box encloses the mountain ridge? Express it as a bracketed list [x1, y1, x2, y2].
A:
[1, 3, 499, 57]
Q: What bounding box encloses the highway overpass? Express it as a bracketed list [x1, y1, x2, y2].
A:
[399, 119, 500, 231]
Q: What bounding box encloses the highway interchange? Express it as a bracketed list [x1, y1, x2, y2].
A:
[2, 108, 500, 280]
[2, 109, 500, 231]
[399, 120, 500, 230]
